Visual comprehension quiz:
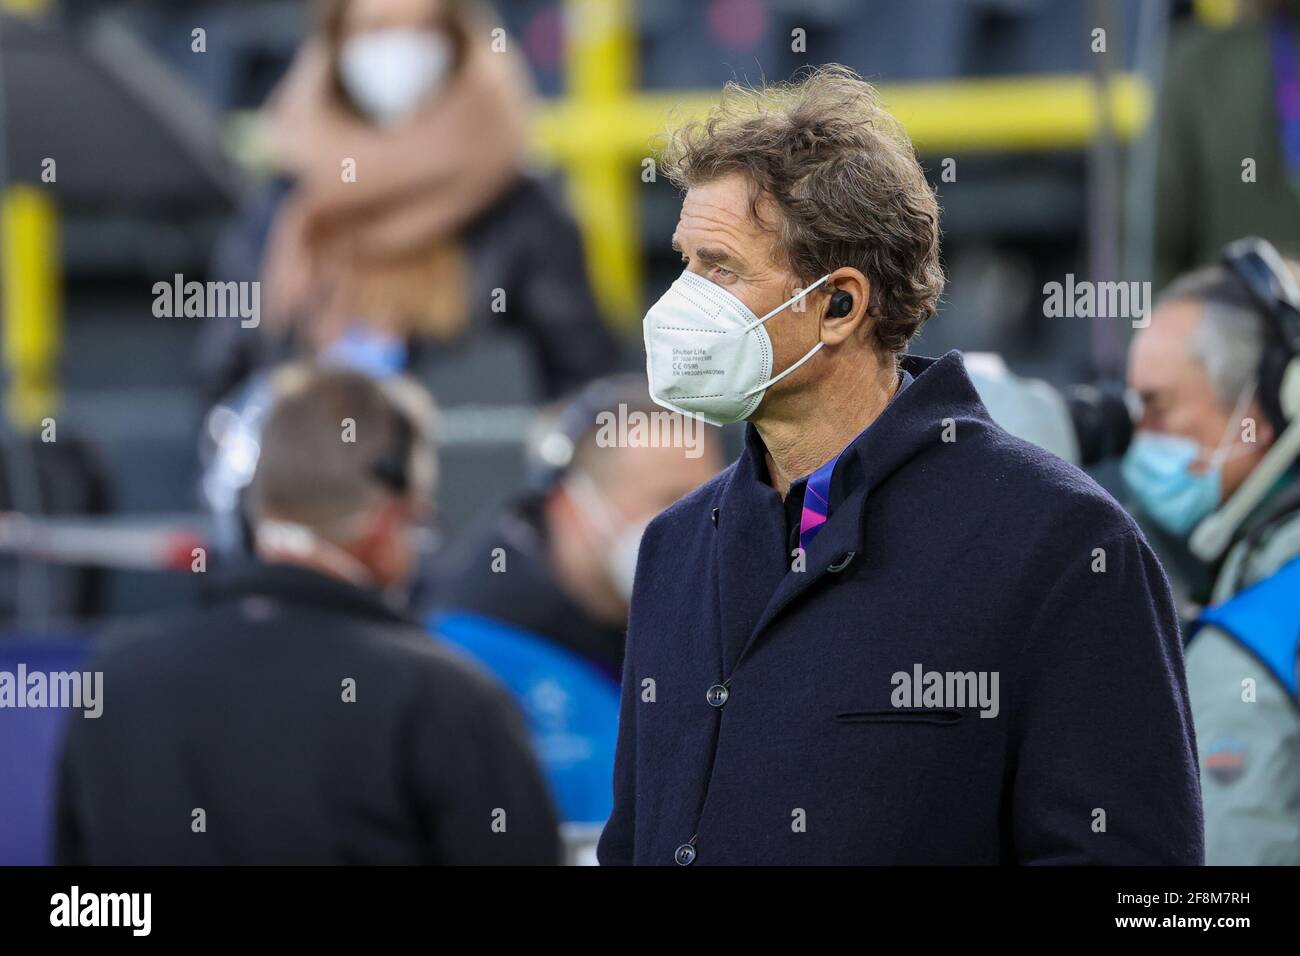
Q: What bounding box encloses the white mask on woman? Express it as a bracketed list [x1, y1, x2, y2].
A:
[339, 29, 453, 125]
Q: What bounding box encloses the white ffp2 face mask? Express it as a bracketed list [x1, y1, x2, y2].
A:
[643, 270, 831, 426]
[339, 30, 453, 125]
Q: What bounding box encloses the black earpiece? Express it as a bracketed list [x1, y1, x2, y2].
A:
[828, 288, 854, 318]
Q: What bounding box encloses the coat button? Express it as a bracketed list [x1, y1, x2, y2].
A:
[828, 551, 856, 573]
[706, 683, 729, 708]
[674, 843, 697, 865]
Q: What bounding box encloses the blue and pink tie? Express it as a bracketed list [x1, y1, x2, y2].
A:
[797, 454, 838, 552]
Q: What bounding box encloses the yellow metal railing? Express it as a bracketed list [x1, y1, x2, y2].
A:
[535, 73, 1151, 162]
[1194, 0, 1242, 28]
[0, 0, 46, 13]
[559, 0, 642, 328]
[1, 0, 59, 432]
[1, 186, 60, 430]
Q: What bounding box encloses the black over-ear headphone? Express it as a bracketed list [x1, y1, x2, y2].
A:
[1221, 237, 1300, 434]
[370, 392, 416, 494]
[828, 288, 854, 318]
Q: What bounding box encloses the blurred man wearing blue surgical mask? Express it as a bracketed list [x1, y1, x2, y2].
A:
[1124, 298, 1274, 538]
[1125, 249, 1300, 865]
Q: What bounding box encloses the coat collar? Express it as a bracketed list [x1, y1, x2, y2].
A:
[713, 428, 792, 672]
[719, 351, 993, 669]
[210, 560, 416, 629]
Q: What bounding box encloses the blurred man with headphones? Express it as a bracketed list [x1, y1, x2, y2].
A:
[57, 366, 560, 864]
[1124, 238, 1300, 864]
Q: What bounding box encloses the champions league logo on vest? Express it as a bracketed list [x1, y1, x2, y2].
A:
[1203, 736, 1248, 785]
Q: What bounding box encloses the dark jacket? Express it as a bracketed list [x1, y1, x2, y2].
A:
[198, 174, 620, 405]
[56, 562, 560, 865]
[598, 352, 1204, 866]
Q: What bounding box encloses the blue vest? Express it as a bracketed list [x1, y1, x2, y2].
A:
[1192, 555, 1300, 700]
[428, 611, 620, 824]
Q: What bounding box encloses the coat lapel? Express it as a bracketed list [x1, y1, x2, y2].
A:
[736, 485, 868, 668]
[714, 429, 794, 675]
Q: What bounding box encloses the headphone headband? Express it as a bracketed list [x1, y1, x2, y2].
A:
[1221, 237, 1300, 431]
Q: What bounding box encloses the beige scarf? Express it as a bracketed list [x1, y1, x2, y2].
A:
[260, 33, 533, 348]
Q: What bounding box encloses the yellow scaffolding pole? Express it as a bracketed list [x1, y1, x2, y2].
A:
[1, 187, 59, 430]
[1, 0, 59, 432]
[1193, 0, 1241, 28]
[561, 0, 642, 328]
[535, 73, 1150, 162]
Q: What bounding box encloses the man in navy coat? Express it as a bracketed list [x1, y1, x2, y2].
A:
[598, 66, 1204, 865]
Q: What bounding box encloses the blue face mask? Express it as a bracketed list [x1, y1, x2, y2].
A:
[1121, 384, 1257, 537]
[1121, 432, 1224, 537]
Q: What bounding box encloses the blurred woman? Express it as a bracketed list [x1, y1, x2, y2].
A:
[199, 0, 619, 402]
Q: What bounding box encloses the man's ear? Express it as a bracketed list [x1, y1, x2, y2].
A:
[818, 268, 872, 347]
[542, 483, 580, 535]
[352, 497, 402, 557]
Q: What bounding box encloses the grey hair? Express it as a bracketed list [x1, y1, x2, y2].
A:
[1157, 266, 1264, 408]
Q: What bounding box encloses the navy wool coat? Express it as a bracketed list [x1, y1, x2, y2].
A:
[598, 352, 1204, 865]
